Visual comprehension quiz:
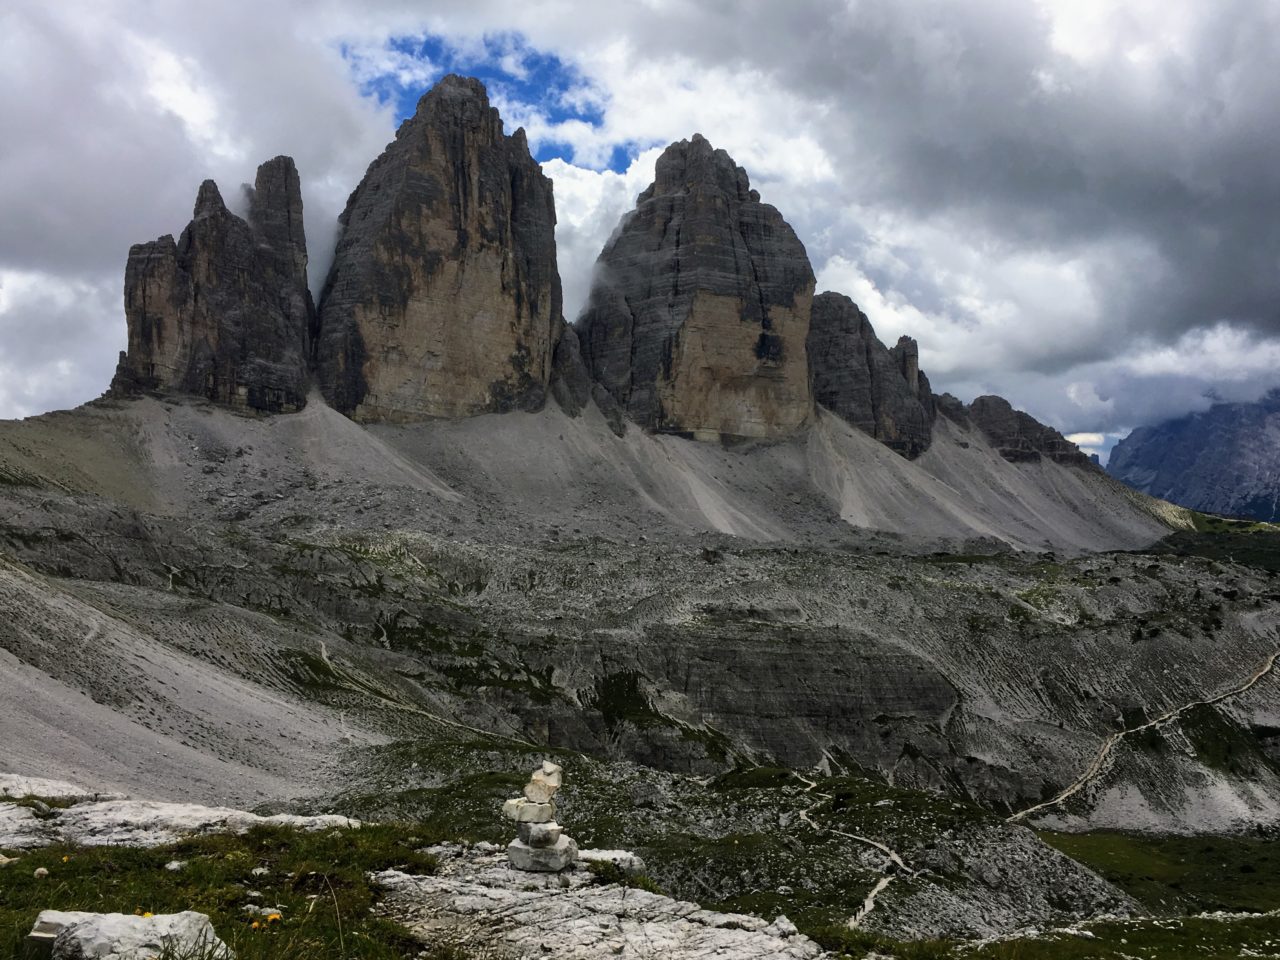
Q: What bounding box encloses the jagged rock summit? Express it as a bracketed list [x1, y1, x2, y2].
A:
[807, 292, 937, 459]
[313, 74, 563, 422]
[579, 134, 815, 441]
[110, 157, 314, 413]
[939, 394, 1092, 467]
[1108, 388, 1280, 520]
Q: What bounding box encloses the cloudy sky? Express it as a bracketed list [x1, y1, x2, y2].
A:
[4, 0, 1279, 460]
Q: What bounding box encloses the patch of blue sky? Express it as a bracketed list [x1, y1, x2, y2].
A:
[341, 32, 635, 173]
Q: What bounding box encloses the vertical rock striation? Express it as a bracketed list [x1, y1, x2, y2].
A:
[110, 157, 313, 412]
[578, 134, 815, 441]
[807, 292, 936, 458]
[313, 75, 562, 422]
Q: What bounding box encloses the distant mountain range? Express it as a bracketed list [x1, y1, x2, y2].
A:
[1108, 389, 1280, 521]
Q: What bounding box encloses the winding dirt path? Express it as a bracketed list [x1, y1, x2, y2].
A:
[791, 771, 909, 928]
[1009, 647, 1280, 824]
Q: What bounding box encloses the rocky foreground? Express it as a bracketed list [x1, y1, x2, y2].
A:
[377, 845, 825, 959]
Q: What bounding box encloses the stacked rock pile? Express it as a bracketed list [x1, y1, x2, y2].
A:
[502, 761, 578, 872]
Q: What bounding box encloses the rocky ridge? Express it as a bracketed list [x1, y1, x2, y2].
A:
[99, 75, 1093, 476]
[1108, 389, 1280, 520]
[313, 74, 563, 422]
[110, 157, 313, 413]
[935, 393, 1093, 466]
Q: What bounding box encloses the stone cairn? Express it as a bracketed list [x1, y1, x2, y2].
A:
[502, 761, 579, 872]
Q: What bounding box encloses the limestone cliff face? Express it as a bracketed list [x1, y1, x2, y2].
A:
[579, 135, 815, 441]
[807, 292, 936, 458]
[110, 157, 313, 413]
[314, 75, 562, 422]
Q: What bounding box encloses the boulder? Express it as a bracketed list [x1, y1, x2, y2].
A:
[507, 834, 578, 872]
[579, 134, 815, 440]
[110, 157, 313, 414]
[314, 75, 562, 422]
[27, 910, 229, 960]
[807, 292, 936, 458]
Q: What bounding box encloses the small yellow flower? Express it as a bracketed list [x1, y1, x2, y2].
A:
[142, 912, 153, 919]
[61, 856, 69, 863]
[251, 921, 260, 930]
[267, 913, 281, 923]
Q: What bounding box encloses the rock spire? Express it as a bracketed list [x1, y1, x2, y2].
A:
[110, 156, 314, 412]
[313, 74, 563, 422]
[578, 134, 815, 441]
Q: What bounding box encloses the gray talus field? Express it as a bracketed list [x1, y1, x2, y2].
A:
[2, 394, 1276, 840]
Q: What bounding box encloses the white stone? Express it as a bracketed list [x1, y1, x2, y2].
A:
[764, 915, 799, 938]
[517, 821, 563, 847]
[374, 854, 827, 959]
[508, 835, 578, 872]
[6, 799, 359, 849]
[0, 774, 123, 803]
[29, 910, 230, 960]
[522, 780, 557, 803]
[532, 761, 563, 790]
[502, 798, 555, 823]
[164, 861, 186, 872]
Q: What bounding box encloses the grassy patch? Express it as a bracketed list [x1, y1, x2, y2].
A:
[965, 913, 1280, 959]
[583, 858, 663, 895]
[1150, 526, 1280, 573]
[1038, 830, 1280, 914]
[0, 822, 449, 960]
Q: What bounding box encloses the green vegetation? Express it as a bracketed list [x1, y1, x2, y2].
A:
[0, 823, 455, 959]
[1039, 830, 1280, 914]
[1150, 521, 1280, 573]
[583, 858, 663, 894]
[965, 914, 1280, 960]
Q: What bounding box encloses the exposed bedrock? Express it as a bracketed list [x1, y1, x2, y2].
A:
[579, 134, 815, 441]
[110, 157, 314, 413]
[957, 395, 1093, 466]
[314, 75, 563, 422]
[807, 292, 937, 458]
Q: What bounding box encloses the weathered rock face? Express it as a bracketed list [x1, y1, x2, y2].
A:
[314, 75, 562, 422]
[961, 395, 1092, 466]
[579, 135, 815, 441]
[1108, 389, 1280, 520]
[807, 292, 936, 458]
[110, 157, 313, 413]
